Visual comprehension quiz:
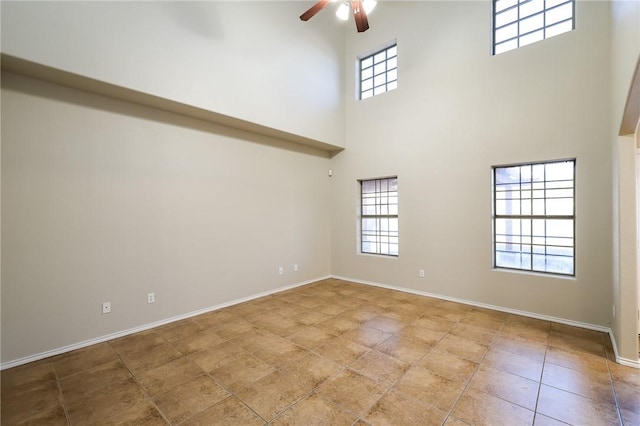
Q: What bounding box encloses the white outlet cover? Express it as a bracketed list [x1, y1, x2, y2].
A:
[102, 302, 111, 314]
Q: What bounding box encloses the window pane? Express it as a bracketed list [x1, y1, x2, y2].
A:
[496, 0, 518, 13]
[493, 160, 575, 275]
[520, 13, 544, 35]
[360, 44, 397, 100]
[495, 22, 518, 43]
[519, 0, 544, 19]
[520, 30, 544, 47]
[495, 8, 518, 28]
[494, 0, 574, 54]
[546, 2, 573, 25]
[495, 39, 518, 54]
[360, 177, 399, 257]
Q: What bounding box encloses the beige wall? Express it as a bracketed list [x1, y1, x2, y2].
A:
[0, 1, 346, 147]
[1, 72, 332, 363]
[611, 0, 640, 363]
[332, 1, 614, 325]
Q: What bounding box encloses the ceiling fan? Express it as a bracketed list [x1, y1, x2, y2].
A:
[300, 0, 377, 33]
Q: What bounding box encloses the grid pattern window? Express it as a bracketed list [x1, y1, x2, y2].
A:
[360, 44, 397, 100]
[360, 177, 398, 256]
[493, 0, 575, 55]
[493, 160, 575, 275]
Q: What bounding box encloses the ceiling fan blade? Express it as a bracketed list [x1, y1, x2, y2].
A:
[300, 0, 331, 21]
[352, 0, 369, 32]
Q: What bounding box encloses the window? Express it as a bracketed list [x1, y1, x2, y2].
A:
[493, 160, 575, 275]
[493, 0, 575, 55]
[359, 44, 397, 100]
[360, 177, 398, 256]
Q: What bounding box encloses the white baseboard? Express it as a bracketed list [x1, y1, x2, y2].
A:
[0, 276, 331, 371]
[608, 330, 640, 368]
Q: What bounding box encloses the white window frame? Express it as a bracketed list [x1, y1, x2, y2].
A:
[359, 177, 399, 257]
[358, 42, 398, 100]
[492, 0, 575, 55]
[493, 159, 576, 276]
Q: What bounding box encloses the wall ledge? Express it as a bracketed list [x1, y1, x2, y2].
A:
[1, 54, 344, 154]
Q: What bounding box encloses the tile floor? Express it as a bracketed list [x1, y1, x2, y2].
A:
[2, 278, 639, 425]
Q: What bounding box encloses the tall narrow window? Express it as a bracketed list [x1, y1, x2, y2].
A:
[359, 44, 397, 100]
[360, 177, 398, 256]
[493, 0, 575, 55]
[493, 160, 575, 275]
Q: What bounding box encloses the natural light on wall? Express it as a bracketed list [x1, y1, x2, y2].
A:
[493, 0, 575, 55]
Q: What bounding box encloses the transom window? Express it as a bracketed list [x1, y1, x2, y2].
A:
[359, 44, 397, 100]
[493, 0, 575, 55]
[493, 160, 575, 275]
[360, 177, 398, 256]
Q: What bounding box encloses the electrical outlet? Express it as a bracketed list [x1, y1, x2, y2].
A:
[419, 269, 425, 278]
[148, 293, 155, 304]
[293, 264, 298, 272]
[102, 302, 111, 314]
[278, 266, 284, 275]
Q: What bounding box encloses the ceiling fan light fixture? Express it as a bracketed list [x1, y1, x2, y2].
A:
[336, 2, 350, 21]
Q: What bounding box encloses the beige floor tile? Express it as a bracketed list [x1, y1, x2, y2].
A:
[432, 334, 489, 363]
[154, 375, 231, 424]
[154, 319, 205, 342]
[252, 338, 309, 368]
[231, 327, 284, 352]
[341, 325, 393, 348]
[481, 347, 544, 381]
[364, 389, 447, 426]
[119, 342, 183, 373]
[181, 396, 264, 425]
[272, 393, 357, 426]
[500, 322, 550, 344]
[135, 357, 204, 397]
[52, 342, 118, 378]
[395, 324, 446, 346]
[349, 350, 410, 386]
[452, 388, 534, 426]
[213, 319, 256, 339]
[536, 384, 619, 425]
[65, 377, 149, 424]
[469, 365, 540, 410]
[172, 328, 227, 355]
[1, 379, 62, 424]
[209, 352, 276, 391]
[545, 345, 609, 375]
[247, 311, 306, 337]
[449, 323, 498, 345]
[491, 333, 547, 362]
[425, 306, 469, 322]
[548, 331, 606, 357]
[288, 326, 337, 349]
[234, 370, 310, 421]
[460, 310, 506, 331]
[336, 308, 378, 324]
[444, 416, 472, 426]
[314, 316, 360, 336]
[187, 340, 246, 372]
[281, 351, 342, 390]
[317, 370, 388, 417]
[314, 336, 371, 366]
[533, 413, 568, 425]
[362, 315, 406, 334]
[394, 366, 465, 412]
[613, 379, 640, 416]
[191, 309, 238, 329]
[411, 315, 457, 333]
[1, 362, 56, 394]
[376, 335, 432, 364]
[416, 350, 479, 383]
[541, 362, 615, 404]
[287, 309, 333, 326]
[609, 360, 640, 387]
[59, 359, 131, 402]
[6, 403, 68, 425]
[108, 330, 166, 355]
